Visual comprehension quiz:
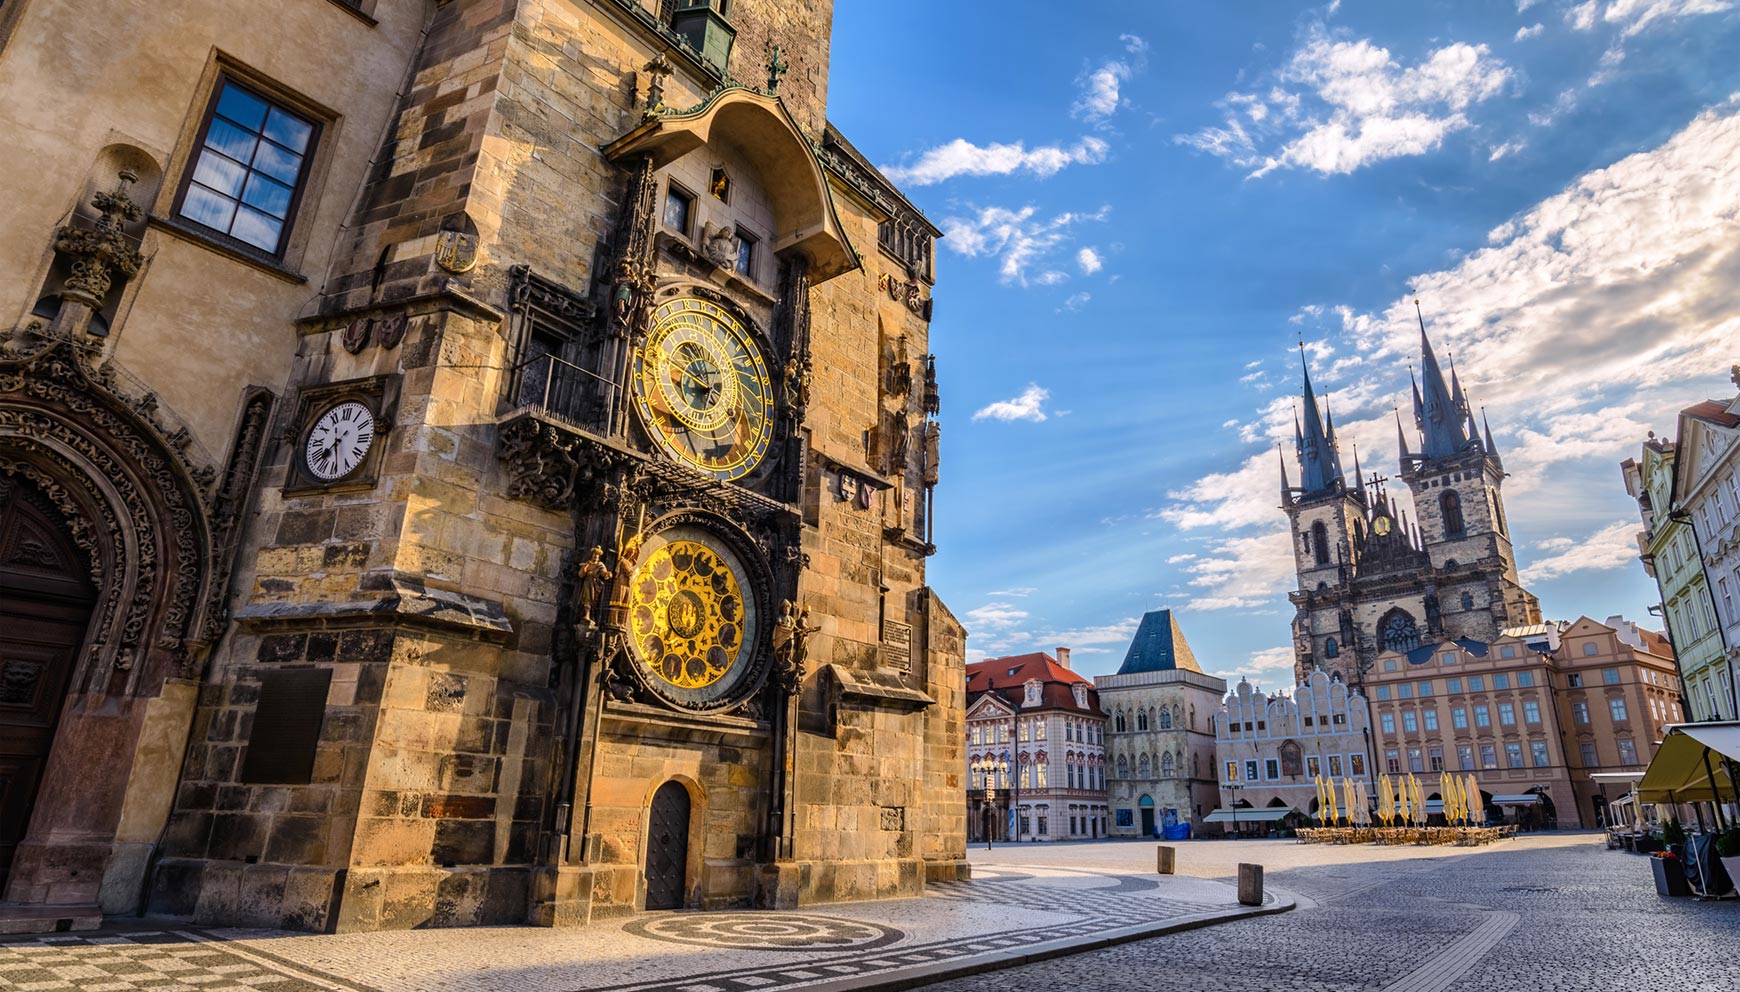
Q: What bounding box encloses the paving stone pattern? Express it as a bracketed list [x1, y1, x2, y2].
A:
[0, 865, 1254, 992]
[929, 835, 1740, 992]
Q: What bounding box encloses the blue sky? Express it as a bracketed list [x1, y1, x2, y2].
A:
[826, 1, 1740, 685]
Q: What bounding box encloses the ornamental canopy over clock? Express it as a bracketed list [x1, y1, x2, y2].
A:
[632, 297, 774, 482]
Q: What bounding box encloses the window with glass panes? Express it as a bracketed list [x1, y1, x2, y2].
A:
[178, 79, 316, 255]
[1381, 712, 1395, 734]
[1505, 742, 1524, 768]
[1474, 705, 1491, 728]
[1385, 749, 1400, 773]
[1479, 743, 1498, 769]
[1531, 741, 1550, 767]
[1523, 700, 1541, 723]
[1408, 748, 1424, 772]
[1609, 698, 1628, 721]
[1579, 740, 1598, 766]
[1452, 707, 1468, 729]
[1457, 744, 1475, 769]
[1572, 701, 1589, 724]
[1402, 711, 1417, 733]
[1423, 708, 1439, 731]
[1498, 703, 1515, 726]
[1428, 747, 1444, 770]
[1617, 738, 1638, 764]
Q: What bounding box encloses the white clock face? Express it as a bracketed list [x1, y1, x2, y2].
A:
[304, 401, 375, 481]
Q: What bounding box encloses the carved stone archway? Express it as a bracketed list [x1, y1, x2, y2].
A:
[0, 334, 261, 912]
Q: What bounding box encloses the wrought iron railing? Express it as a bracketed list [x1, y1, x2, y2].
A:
[508, 351, 619, 436]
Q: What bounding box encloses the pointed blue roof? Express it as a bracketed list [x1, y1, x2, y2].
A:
[1296, 351, 1344, 494]
[1117, 610, 1203, 675]
[1414, 314, 1471, 459]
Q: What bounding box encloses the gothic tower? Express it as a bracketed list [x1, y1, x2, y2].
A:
[1285, 318, 1540, 686]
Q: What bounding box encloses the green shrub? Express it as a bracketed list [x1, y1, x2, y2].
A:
[1661, 817, 1688, 846]
[1716, 826, 1740, 858]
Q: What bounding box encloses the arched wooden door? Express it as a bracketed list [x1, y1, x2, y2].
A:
[645, 781, 691, 910]
[0, 479, 96, 888]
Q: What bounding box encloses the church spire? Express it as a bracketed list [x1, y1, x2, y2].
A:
[1482, 408, 1502, 468]
[1296, 345, 1343, 494]
[1352, 441, 1368, 502]
[1413, 300, 1471, 459]
[1395, 406, 1413, 467]
[1278, 442, 1291, 499]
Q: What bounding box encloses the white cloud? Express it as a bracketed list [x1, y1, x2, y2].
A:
[1489, 140, 1525, 160]
[986, 587, 1037, 598]
[1157, 100, 1740, 625]
[1167, 553, 1199, 563]
[1212, 645, 1298, 683]
[1602, 0, 1735, 37]
[973, 383, 1051, 423]
[1121, 33, 1149, 54]
[1180, 27, 1514, 178]
[940, 204, 1110, 286]
[1568, 1, 1599, 29]
[1075, 62, 1133, 122]
[880, 136, 1109, 187]
[1515, 22, 1545, 40]
[1057, 292, 1092, 313]
[1077, 247, 1103, 274]
[1520, 521, 1642, 582]
[1517, 0, 1540, 11]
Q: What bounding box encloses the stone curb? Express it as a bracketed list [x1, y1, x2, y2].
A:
[784, 894, 1297, 992]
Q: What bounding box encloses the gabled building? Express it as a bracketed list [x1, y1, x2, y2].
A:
[1284, 318, 1540, 688]
[1096, 610, 1224, 835]
[1667, 395, 1740, 720]
[1211, 671, 1371, 833]
[1622, 433, 1731, 720]
[965, 651, 1107, 842]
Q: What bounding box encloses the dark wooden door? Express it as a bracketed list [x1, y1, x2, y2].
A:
[1139, 807, 1155, 837]
[645, 781, 690, 910]
[0, 483, 95, 888]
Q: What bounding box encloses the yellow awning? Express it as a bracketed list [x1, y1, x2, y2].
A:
[1635, 721, 1740, 804]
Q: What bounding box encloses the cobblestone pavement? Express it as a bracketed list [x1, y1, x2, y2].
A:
[0, 863, 1269, 992]
[929, 832, 1740, 992]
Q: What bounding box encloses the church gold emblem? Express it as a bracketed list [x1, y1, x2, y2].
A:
[1373, 515, 1393, 536]
[629, 538, 747, 690]
[632, 298, 774, 482]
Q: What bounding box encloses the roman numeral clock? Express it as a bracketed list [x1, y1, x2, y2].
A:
[283, 376, 398, 495]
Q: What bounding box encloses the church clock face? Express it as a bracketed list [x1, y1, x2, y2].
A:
[626, 524, 763, 708]
[632, 298, 774, 482]
[303, 401, 375, 481]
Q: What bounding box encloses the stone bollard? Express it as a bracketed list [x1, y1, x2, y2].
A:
[1237, 863, 1263, 906]
[1156, 845, 1175, 875]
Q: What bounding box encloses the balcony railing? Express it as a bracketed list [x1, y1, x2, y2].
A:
[508, 351, 619, 437]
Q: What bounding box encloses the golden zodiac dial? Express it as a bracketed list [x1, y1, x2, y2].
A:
[632, 297, 774, 482]
[628, 537, 748, 690]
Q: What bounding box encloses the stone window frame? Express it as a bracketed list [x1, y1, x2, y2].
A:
[662, 179, 697, 239]
[155, 56, 339, 276]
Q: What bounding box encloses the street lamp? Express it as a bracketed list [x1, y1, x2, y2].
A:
[971, 757, 997, 850]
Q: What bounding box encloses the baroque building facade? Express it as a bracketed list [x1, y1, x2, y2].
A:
[1096, 610, 1224, 836]
[1363, 616, 1681, 829]
[1284, 321, 1540, 687]
[964, 651, 1107, 843]
[1623, 430, 1733, 721]
[0, 0, 965, 932]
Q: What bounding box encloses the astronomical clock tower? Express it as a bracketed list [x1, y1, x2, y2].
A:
[148, 0, 967, 931]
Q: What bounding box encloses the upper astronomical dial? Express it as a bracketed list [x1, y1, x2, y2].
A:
[632, 298, 774, 482]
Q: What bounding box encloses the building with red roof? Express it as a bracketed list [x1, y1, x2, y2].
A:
[964, 649, 1107, 842]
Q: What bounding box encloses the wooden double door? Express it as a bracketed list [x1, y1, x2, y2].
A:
[0, 481, 95, 890]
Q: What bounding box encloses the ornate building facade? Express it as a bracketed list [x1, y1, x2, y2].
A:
[1096, 611, 1224, 836]
[1211, 671, 1371, 833]
[964, 651, 1107, 843]
[1662, 393, 1740, 720]
[1285, 321, 1540, 687]
[0, 0, 965, 932]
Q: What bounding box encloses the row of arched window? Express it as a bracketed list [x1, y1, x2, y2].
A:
[1111, 703, 1194, 733]
[1115, 749, 1193, 780]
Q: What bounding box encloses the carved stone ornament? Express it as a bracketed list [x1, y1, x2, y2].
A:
[835, 470, 859, 503]
[877, 272, 926, 318]
[496, 416, 635, 511]
[0, 335, 215, 686]
[701, 223, 739, 269]
[374, 312, 408, 349]
[53, 170, 145, 310]
[341, 317, 372, 354]
[434, 230, 478, 273]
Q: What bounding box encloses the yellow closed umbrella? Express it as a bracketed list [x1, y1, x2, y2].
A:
[1412, 775, 1427, 826]
[1342, 777, 1357, 828]
[1314, 774, 1326, 824]
[1465, 773, 1482, 824]
[1378, 774, 1393, 826]
[1438, 772, 1452, 824]
[1326, 773, 1340, 825]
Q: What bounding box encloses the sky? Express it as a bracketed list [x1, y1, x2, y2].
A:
[824, 0, 1740, 688]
